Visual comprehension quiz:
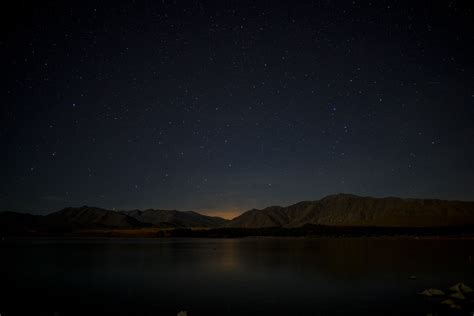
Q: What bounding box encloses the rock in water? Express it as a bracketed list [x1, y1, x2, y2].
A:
[440, 298, 462, 310]
[449, 282, 473, 294]
[450, 292, 466, 300]
[419, 288, 445, 296]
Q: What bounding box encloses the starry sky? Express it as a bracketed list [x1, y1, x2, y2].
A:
[2, 0, 473, 218]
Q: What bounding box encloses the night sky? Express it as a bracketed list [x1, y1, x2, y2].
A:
[2, 1, 473, 218]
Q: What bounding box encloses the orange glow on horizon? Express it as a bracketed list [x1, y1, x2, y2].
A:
[199, 209, 243, 220]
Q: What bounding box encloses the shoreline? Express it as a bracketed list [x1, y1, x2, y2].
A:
[3, 225, 474, 239]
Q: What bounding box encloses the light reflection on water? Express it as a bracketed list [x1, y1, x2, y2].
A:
[1, 237, 473, 315]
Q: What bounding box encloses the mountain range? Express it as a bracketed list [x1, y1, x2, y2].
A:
[226, 194, 474, 228]
[121, 209, 228, 227]
[0, 206, 228, 235]
[1, 194, 474, 236]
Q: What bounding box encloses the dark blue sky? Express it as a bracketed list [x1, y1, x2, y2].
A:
[2, 0, 473, 218]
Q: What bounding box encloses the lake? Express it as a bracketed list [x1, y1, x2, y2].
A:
[1, 237, 473, 315]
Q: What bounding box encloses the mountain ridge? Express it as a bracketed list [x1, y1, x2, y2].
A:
[121, 208, 228, 227]
[227, 193, 474, 228]
[2, 194, 474, 235]
[0, 206, 229, 234]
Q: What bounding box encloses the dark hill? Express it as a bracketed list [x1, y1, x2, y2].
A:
[0, 211, 42, 235]
[122, 209, 228, 228]
[45, 206, 145, 229]
[0, 206, 228, 235]
[227, 194, 474, 228]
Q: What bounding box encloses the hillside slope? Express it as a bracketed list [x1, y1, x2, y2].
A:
[123, 209, 228, 228]
[227, 194, 474, 228]
[45, 206, 145, 228]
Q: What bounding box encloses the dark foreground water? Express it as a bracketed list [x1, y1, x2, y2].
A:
[1, 237, 473, 315]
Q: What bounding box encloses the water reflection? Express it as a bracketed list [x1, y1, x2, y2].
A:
[1, 237, 473, 315]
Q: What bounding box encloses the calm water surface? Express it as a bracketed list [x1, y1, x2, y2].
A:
[1, 237, 473, 315]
